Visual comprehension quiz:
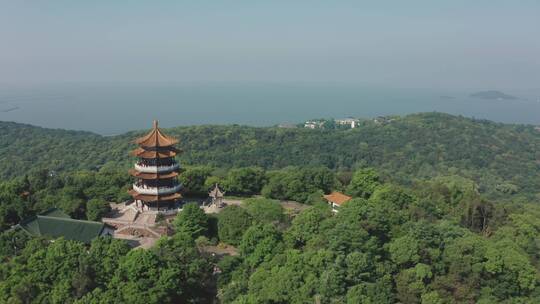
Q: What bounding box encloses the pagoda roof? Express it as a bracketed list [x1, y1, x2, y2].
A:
[209, 184, 225, 198]
[323, 191, 352, 206]
[134, 120, 179, 148]
[130, 147, 180, 158]
[129, 169, 179, 179]
[129, 189, 182, 202]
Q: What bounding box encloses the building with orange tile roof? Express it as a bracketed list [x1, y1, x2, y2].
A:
[323, 191, 352, 212]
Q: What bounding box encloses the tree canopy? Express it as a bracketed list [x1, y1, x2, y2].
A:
[1, 113, 540, 303]
[2, 112, 539, 201]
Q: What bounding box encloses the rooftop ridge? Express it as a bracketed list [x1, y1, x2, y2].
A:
[37, 215, 104, 225]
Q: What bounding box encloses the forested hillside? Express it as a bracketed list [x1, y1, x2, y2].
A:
[2, 168, 540, 303]
[1, 112, 540, 303]
[1, 113, 539, 200]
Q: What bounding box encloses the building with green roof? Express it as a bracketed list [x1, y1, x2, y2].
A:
[16, 208, 113, 244]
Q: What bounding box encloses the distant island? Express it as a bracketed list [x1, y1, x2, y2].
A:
[0, 106, 20, 113]
[470, 90, 517, 100]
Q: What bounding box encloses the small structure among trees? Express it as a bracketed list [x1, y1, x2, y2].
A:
[208, 184, 225, 208]
[323, 191, 352, 212]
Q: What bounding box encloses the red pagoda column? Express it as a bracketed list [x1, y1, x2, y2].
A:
[128, 120, 182, 211]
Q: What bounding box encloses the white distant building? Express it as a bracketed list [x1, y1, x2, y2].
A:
[278, 123, 297, 129]
[373, 116, 396, 125]
[335, 118, 359, 128]
[304, 121, 323, 129]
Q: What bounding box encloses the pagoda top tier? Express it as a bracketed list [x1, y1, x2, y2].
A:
[134, 120, 179, 148]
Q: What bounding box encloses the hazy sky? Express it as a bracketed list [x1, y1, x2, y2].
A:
[1, 1, 539, 88]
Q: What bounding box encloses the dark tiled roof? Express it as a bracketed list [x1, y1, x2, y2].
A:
[18, 208, 104, 244]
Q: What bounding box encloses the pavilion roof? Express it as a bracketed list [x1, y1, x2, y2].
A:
[134, 120, 179, 147]
[209, 184, 225, 198]
[323, 191, 352, 206]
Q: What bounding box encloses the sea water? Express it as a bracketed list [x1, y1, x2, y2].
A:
[0, 83, 539, 135]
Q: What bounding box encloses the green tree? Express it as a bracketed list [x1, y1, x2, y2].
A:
[218, 205, 252, 245]
[346, 168, 381, 199]
[110, 249, 179, 303]
[0, 228, 31, 261]
[395, 264, 433, 304]
[346, 276, 394, 304]
[244, 198, 285, 224]
[370, 184, 415, 209]
[179, 166, 213, 196]
[153, 232, 213, 302]
[239, 224, 283, 268]
[173, 202, 208, 238]
[262, 167, 338, 203]
[204, 175, 223, 191]
[483, 239, 537, 299]
[224, 167, 266, 195]
[284, 205, 332, 248]
[388, 235, 421, 267]
[86, 198, 111, 221]
[87, 237, 131, 286]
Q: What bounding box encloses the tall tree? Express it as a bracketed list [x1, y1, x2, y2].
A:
[173, 202, 208, 238]
[217, 205, 252, 245]
[224, 167, 266, 195]
[346, 168, 381, 199]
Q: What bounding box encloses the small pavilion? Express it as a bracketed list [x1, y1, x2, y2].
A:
[208, 184, 225, 208]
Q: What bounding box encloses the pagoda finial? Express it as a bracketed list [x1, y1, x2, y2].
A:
[134, 119, 178, 146]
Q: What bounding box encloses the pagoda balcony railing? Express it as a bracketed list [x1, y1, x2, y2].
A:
[132, 183, 182, 195]
[134, 162, 180, 173]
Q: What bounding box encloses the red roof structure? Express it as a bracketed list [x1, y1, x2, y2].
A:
[134, 120, 179, 147]
[323, 191, 352, 206]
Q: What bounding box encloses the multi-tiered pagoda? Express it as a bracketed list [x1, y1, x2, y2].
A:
[128, 120, 182, 211]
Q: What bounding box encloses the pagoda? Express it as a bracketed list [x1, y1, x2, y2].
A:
[128, 120, 182, 211]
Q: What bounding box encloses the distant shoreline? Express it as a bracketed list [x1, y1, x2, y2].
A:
[0, 85, 538, 133]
